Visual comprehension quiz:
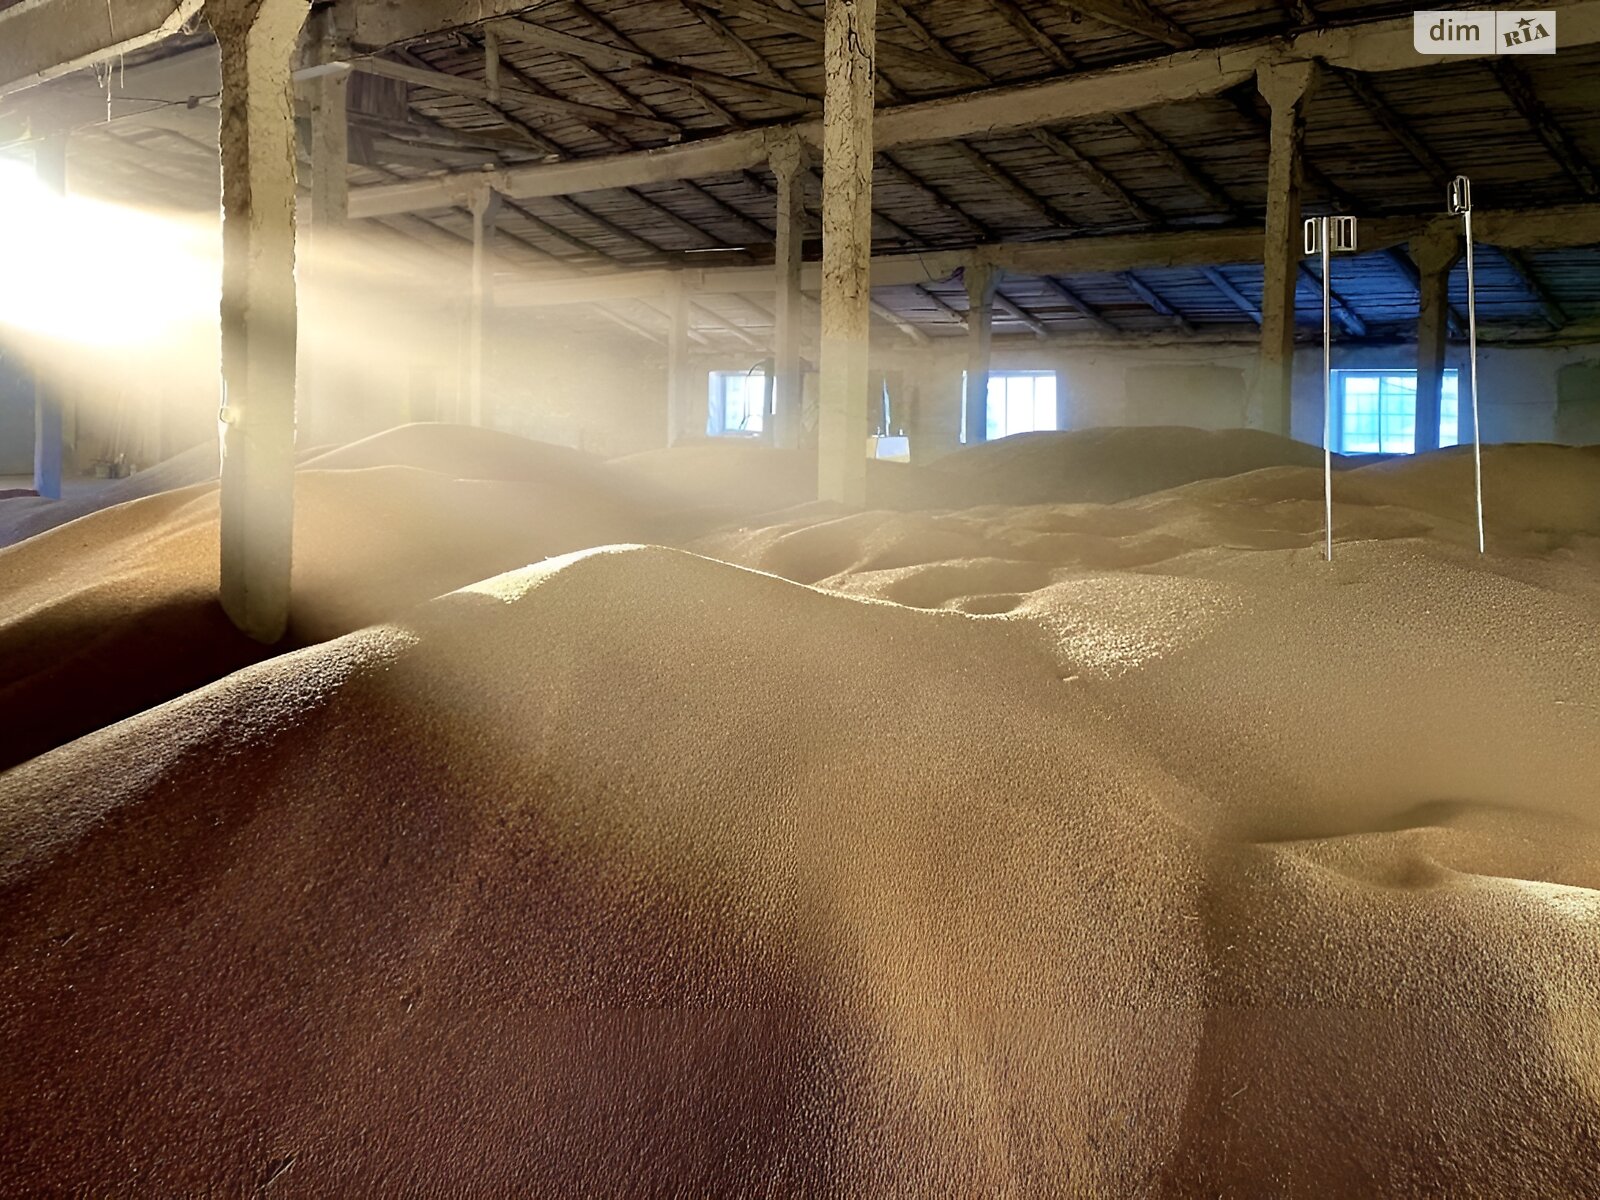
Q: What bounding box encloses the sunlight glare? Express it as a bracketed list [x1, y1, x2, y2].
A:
[0, 155, 216, 347]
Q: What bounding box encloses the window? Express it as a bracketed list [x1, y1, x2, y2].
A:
[708, 370, 768, 437]
[961, 370, 1061, 441]
[1335, 370, 1459, 454]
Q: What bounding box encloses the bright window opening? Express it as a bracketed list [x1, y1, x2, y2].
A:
[962, 370, 1061, 441]
[1334, 370, 1459, 454]
[708, 370, 768, 437]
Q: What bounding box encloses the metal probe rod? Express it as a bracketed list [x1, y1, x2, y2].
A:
[1306, 215, 1358, 562]
[1451, 176, 1486, 555]
[1321, 220, 1333, 562]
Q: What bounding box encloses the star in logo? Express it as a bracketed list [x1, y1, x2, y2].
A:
[1519, 16, 1535, 28]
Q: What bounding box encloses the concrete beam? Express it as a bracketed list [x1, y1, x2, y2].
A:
[0, 0, 201, 98]
[347, 1, 1600, 219]
[489, 202, 1600, 308]
[818, 0, 875, 507]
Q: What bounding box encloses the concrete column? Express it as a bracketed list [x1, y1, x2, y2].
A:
[466, 186, 501, 427]
[1254, 61, 1318, 437]
[769, 130, 809, 451]
[818, 0, 876, 506]
[32, 134, 66, 500]
[963, 263, 999, 444]
[300, 41, 348, 446]
[666, 274, 691, 445]
[209, 0, 310, 644]
[1412, 218, 1461, 454]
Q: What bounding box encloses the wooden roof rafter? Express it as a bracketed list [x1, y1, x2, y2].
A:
[861, 0, 1187, 327]
[1119, 271, 1193, 331]
[486, 14, 820, 113]
[429, 30, 775, 260]
[1054, 0, 1198, 51]
[570, 0, 740, 125]
[1490, 60, 1600, 199]
[692, 0, 990, 87]
[1326, 66, 1568, 331]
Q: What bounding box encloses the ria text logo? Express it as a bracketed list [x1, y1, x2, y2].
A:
[1414, 10, 1557, 54]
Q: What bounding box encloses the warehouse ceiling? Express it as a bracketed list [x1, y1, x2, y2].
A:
[3, 0, 1599, 348]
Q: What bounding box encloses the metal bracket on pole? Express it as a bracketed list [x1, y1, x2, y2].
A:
[1449, 175, 1486, 555]
[1305, 214, 1359, 562]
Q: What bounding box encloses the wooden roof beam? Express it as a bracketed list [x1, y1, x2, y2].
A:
[348, 3, 1600, 218]
[1110, 113, 1239, 216]
[1031, 128, 1159, 225]
[477, 29, 771, 249]
[946, 140, 1078, 230]
[1328, 69, 1561, 332]
[995, 293, 1051, 338]
[690, 300, 762, 346]
[1121, 271, 1194, 332]
[677, 0, 800, 93]
[586, 301, 669, 346]
[638, 299, 713, 346]
[1491, 61, 1600, 198]
[871, 300, 934, 344]
[1334, 67, 1453, 185]
[1202, 267, 1262, 324]
[573, 0, 738, 126]
[1056, 0, 1198, 50]
[1038, 276, 1120, 334]
[1499, 247, 1570, 329]
[694, 0, 990, 86]
[877, 153, 995, 240]
[1297, 262, 1368, 337]
[488, 17, 819, 112]
[348, 58, 678, 139]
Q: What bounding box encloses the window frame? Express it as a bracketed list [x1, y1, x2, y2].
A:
[961, 369, 1063, 443]
[706, 368, 770, 439]
[1332, 368, 1459, 455]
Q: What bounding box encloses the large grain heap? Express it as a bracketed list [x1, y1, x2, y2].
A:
[2, 425, 1598, 1196]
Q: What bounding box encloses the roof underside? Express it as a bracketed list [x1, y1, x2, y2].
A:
[4, 0, 1600, 347]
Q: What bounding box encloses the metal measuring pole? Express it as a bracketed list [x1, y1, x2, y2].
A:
[1305, 214, 1359, 562]
[1449, 176, 1486, 554]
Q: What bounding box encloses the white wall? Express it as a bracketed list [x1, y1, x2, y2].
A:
[847, 335, 1600, 461]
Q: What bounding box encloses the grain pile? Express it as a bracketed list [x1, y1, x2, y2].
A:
[1, 425, 1597, 1197]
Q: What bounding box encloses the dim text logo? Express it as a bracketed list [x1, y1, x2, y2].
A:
[1414, 10, 1557, 55]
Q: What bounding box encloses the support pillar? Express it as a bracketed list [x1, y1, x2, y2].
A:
[769, 130, 809, 451]
[1412, 218, 1461, 454]
[818, 0, 876, 506]
[1254, 61, 1318, 437]
[466, 185, 501, 427]
[666, 275, 691, 445]
[963, 263, 999, 444]
[32, 134, 66, 500]
[209, 0, 310, 644]
[300, 18, 348, 446]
